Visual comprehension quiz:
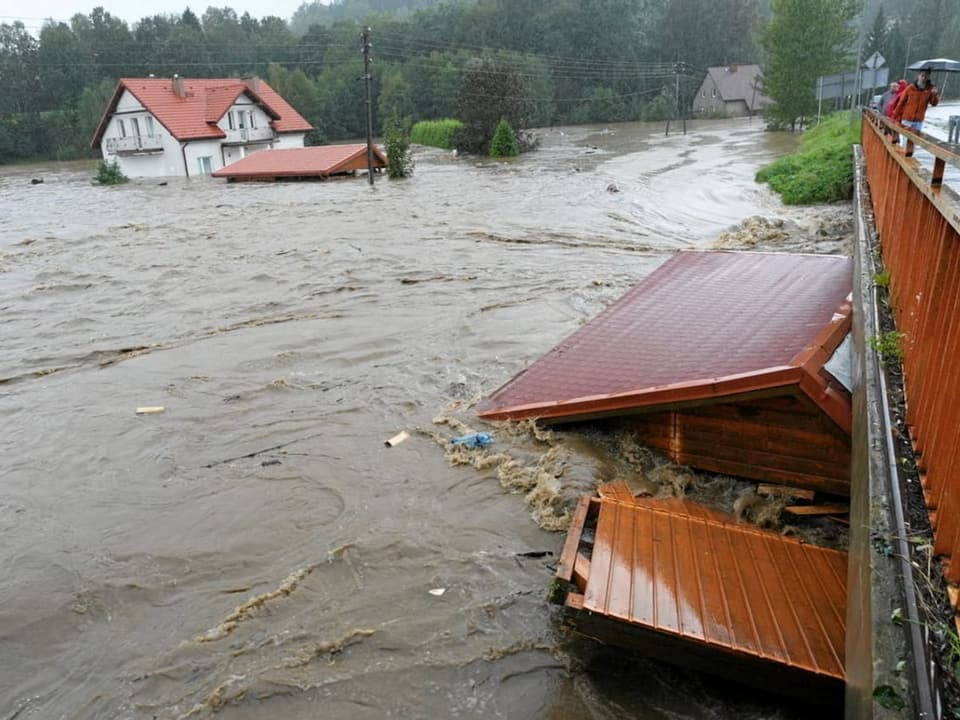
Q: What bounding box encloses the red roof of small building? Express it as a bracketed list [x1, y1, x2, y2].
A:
[212, 145, 388, 180]
[91, 77, 312, 147]
[478, 251, 852, 427]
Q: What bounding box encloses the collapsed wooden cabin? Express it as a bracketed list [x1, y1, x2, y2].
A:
[212, 144, 388, 182]
[478, 251, 853, 496]
[554, 483, 847, 706]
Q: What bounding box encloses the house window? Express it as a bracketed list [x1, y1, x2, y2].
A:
[237, 111, 246, 129]
[711, 88, 717, 98]
[118, 119, 126, 137]
[228, 111, 235, 130]
[131, 117, 141, 137]
[145, 116, 154, 135]
[197, 156, 213, 174]
[701, 89, 705, 97]
[248, 111, 256, 129]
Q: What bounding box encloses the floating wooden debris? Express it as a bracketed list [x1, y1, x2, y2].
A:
[784, 504, 850, 516]
[757, 483, 816, 501]
[478, 251, 854, 496]
[554, 491, 847, 706]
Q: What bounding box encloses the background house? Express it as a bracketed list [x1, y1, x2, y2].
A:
[692, 64, 769, 117]
[91, 76, 313, 178]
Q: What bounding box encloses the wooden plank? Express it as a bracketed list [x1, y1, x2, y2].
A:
[597, 481, 636, 503]
[671, 514, 706, 640]
[573, 552, 591, 588]
[675, 452, 850, 496]
[703, 519, 760, 653]
[757, 483, 816, 501]
[678, 438, 849, 481]
[686, 394, 822, 420]
[651, 510, 681, 633]
[676, 411, 850, 449]
[606, 501, 637, 621]
[556, 496, 591, 583]
[784, 504, 850, 516]
[629, 505, 656, 626]
[779, 540, 847, 676]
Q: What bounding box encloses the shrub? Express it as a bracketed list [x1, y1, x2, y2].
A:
[410, 119, 464, 149]
[755, 113, 858, 204]
[869, 330, 905, 364]
[384, 116, 414, 179]
[489, 119, 519, 158]
[94, 158, 128, 185]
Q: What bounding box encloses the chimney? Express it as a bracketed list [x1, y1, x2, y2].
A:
[245, 76, 261, 94]
[172, 74, 186, 98]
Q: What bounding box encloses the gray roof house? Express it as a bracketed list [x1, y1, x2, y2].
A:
[692, 64, 770, 117]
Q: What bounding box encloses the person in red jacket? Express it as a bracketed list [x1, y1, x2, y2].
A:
[883, 79, 909, 143]
[893, 69, 940, 134]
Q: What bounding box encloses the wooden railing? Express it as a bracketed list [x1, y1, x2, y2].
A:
[861, 111, 960, 581]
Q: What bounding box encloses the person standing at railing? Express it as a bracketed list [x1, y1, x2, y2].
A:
[882, 80, 908, 144]
[893, 69, 940, 134]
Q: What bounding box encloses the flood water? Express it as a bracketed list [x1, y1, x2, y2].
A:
[1, 119, 841, 719]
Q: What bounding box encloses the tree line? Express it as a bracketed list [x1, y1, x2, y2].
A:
[0, 0, 957, 163]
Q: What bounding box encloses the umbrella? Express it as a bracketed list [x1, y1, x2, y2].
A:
[908, 58, 960, 72]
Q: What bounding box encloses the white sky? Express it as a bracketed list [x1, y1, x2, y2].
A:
[2, 0, 325, 29]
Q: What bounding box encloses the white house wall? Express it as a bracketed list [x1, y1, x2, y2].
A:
[99, 88, 309, 178]
[273, 133, 307, 149]
[183, 139, 229, 177]
[99, 91, 185, 178]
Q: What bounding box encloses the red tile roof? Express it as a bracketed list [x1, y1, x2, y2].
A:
[91, 77, 312, 147]
[212, 145, 388, 180]
[478, 251, 852, 424]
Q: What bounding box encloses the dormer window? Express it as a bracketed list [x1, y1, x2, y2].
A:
[228, 111, 236, 130]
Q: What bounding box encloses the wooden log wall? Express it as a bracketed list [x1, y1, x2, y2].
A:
[861, 116, 960, 581]
[622, 392, 851, 496]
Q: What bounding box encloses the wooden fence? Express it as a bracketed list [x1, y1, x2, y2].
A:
[861, 113, 960, 581]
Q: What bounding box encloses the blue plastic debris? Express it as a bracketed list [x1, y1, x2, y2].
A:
[451, 432, 492, 449]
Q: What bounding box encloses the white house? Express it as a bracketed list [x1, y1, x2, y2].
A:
[692, 64, 770, 118]
[91, 76, 313, 178]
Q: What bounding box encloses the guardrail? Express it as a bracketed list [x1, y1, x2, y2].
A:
[861, 111, 960, 582]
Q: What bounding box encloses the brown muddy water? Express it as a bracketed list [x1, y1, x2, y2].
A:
[0, 119, 849, 720]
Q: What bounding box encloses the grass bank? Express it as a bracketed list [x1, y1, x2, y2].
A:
[756, 113, 860, 205]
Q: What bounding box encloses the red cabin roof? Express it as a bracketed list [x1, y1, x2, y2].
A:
[212, 145, 388, 181]
[91, 77, 312, 147]
[478, 251, 852, 428]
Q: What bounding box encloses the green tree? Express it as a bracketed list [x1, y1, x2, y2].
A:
[0, 22, 40, 114]
[863, 5, 888, 59]
[455, 55, 527, 154]
[489, 118, 519, 157]
[37, 22, 91, 109]
[383, 114, 413, 177]
[759, 0, 861, 129]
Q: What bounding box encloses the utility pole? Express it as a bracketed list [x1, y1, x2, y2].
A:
[666, 61, 686, 136]
[361, 27, 374, 186]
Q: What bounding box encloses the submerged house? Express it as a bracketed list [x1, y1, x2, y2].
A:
[90, 76, 313, 178]
[478, 251, 853, 496]
[212, 144, 388, 183]
[692, 64, 770, 117]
